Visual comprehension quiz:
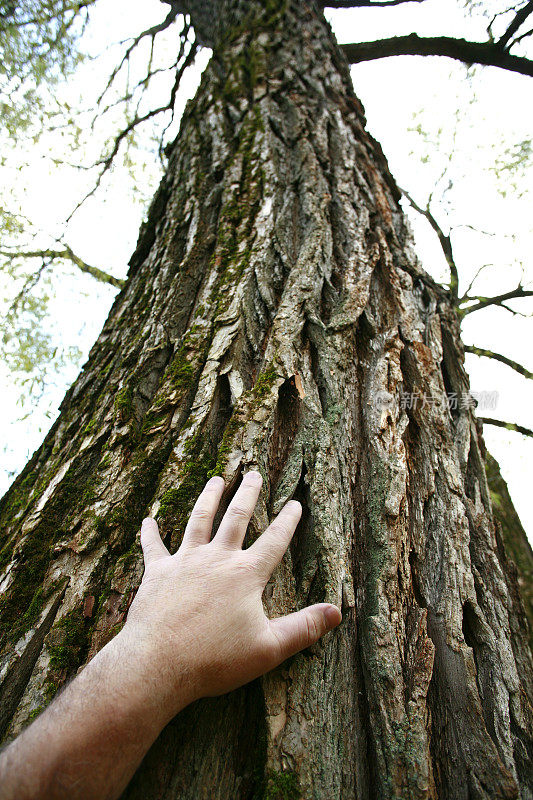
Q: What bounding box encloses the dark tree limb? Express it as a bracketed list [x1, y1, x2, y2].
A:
[465, 345, 533, 380]
[341, 34, 533, 77]
[460, 286, 533, 315]
[481, 417, 533, 438]
[498, 0, 533, 49]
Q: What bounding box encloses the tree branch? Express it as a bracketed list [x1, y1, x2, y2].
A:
[0, 247, 124, 289]
[481, 417, 533, 438]
[401, 187, 459, 301]
[498, 0, 533, 49]
[341, 34, 533, 77]
[465, 345, 533, 380]
[67, 35, 198, 222]
[460, 286, 533, 315]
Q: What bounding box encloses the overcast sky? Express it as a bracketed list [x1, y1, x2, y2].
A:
[1, 0, 532, 541]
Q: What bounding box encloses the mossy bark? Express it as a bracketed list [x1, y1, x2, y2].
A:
[1, 1, 532, 797]
[484, 453, 533, 654]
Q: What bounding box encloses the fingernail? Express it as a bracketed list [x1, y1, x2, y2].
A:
[324, 605, 342, 629]
[141, 517, 154, 530]
[286, 500, 302, 513]
[245, 470, 263, 485]
[207, 475, 224, 487]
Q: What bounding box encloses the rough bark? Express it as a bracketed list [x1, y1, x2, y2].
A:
[485, 453, 533, 655]
[1, 1, 532, 798]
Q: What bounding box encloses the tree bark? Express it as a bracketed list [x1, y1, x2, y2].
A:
[1, 1, 532, 797]
[484, 453, 533, 656]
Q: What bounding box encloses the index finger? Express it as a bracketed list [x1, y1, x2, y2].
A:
[181, 475, 225, 547]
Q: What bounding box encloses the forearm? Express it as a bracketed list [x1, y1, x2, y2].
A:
[0, 628, 194, 800]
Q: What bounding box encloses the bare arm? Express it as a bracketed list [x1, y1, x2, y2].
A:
[0, 471, 341, 800]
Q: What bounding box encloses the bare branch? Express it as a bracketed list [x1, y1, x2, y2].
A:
[341, 34, 533, 77]
[462, 264, 495, 298]
[498, 0, 533, 49]
[512, 25, 533, 45]
[97, 5, 181, 107]
[0, 247, 124, 289]
[66, 40, 198, 221]
[401, 187, 459, 301]
[481, 417, 533, 438]
[460, 286, 533, 315]
[465, 345, 533, 380]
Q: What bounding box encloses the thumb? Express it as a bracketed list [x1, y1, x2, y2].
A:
[269, 603, 342, 662]
[140, 517, 169, 566]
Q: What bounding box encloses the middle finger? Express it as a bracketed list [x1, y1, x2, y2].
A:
[213, 470, 263, 548]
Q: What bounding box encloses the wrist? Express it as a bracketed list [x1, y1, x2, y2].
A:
[115, 622, 199, 722]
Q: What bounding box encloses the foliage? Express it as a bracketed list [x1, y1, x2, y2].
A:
[0, 0, 96, 139]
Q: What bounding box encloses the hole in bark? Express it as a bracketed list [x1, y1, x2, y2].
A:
[290, 464, 311, 593]
[440, 357, 459, 421]
[461, 600, 478, 649]
[409, 549, 427, 608]
[208, 373, 233, 445]
[267, 376, 302, 510]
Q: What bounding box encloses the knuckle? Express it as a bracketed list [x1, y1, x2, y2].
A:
[228, 503, 250, 521]
[306, 613, 320, 644]
[267, 522, 289, 539]
[232, 554, 260, 577]
[190, 507, 212, 522]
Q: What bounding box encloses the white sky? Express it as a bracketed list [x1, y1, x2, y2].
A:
[1, 0, 532, 541]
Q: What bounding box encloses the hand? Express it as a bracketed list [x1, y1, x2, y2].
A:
[123, 470, 342, 710]
[0, 472, 342, 800]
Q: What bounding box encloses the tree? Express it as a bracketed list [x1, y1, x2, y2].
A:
[0, 0, 532, 798]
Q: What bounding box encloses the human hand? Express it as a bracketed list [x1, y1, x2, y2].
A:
[123, 470, 342, 713]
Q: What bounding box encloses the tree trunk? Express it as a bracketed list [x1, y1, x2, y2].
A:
[1, 1, 532, 797]
[484, 453, 533, 656]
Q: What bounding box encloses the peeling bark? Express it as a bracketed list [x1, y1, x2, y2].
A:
[0, 1, 531, 797]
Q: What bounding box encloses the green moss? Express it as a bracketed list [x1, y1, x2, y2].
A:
[114, 384, 133, 422]
[262, 771, 300, 800]
[168, 353, 194, 392]
[82, 418, 98, 436]
[27, 705, 45, 724]
[116, 538, 139, 571]
[252, 364, 278, 400]
[207, 414, 243, 478]
[0, 455, 108, 650]
[165, 328, 204, 395]
[0, 466, 38, 526]
[157, 432, 216, 541]
[48, 609, 92, 675]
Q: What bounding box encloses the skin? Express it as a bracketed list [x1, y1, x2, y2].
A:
[0, 471, 342, 800]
